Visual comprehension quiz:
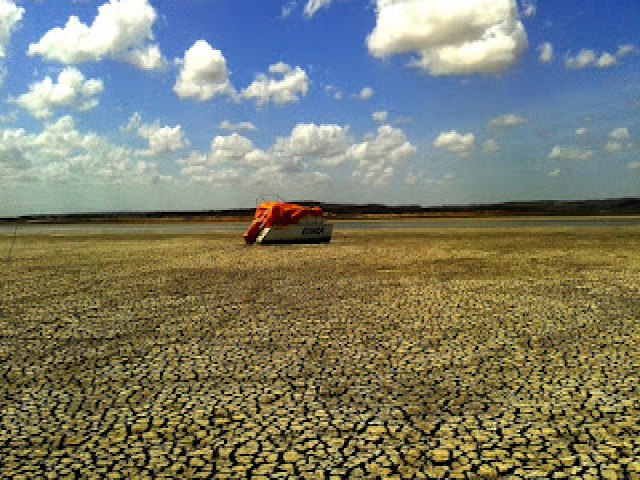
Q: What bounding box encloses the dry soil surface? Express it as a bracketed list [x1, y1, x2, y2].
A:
[1, 227, 639, 479]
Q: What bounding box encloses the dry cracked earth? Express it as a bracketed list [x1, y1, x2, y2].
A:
[1, 225, 639, 479]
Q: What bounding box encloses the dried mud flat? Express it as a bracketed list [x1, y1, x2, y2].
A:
[1, 226, 639, 479]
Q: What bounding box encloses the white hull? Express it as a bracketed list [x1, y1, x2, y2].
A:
[257, 223, 333, 244]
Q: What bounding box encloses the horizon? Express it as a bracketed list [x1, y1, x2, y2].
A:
[1, 1, 639, 216]
[2, 196, 639, 219]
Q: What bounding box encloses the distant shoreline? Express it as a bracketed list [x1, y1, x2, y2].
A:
[2, 197, 639, 225]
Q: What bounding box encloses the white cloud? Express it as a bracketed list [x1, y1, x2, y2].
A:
[372, 111, 388, 123]
[604, 129, 632, 154]
[482, 138, 500, 154]
[348, 125, 416, 185]
[628, 162, 640, 170]
[122, 112, 187, 155]
[566, 48, 626, 69]
[219, 120, 257, 132]
[609, 127, 630, 141]
[324, 85, 342, 100]
[27, 0, 165, 71]
[605, 141, 624, 153]
[538, 42, 553, 63]
[178, 122, 416, 188]
[575, 127, 588, 136]
[242, 62, 308, 106]
[488, 113, 526, 127]
[121, 111, 141, 133]
[367, 0, 528, 76]
[0, 0, 23, 59]
[548, 146, 593, 160]
[174, 40, 234, 101]
[274, 123, 351, 166]
[521, 0, 536, 17]
[0, 115, 168, 183]
[596, 52, 616, 68]
[137, 123, 187, 156]
[0, 127, 30, 172]
[14, 67, 104, 119]
[566, 49, 596, 69]
[548, 169, 561, 177]
[434, 130, 475, 156]
[357, 86, 374, 100]
[209, 133, 257, 165]
[178, 133, 264, 177]
[304, 0, 332, 17]
[616, 44, 636, 58]
[122, 44, 166, 71]
[178, 130, 330, 187]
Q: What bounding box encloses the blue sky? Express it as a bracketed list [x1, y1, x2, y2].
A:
[0, 0, 638, 215]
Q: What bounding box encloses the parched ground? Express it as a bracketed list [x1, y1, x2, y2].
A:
[1, 226, 639, 479]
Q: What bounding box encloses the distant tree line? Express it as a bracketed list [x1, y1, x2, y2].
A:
[2, 197, 639, 223]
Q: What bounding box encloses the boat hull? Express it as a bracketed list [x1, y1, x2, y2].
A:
[257, 224, 333, 244]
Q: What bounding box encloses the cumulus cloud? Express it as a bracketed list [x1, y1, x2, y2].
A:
[177, 133, 264, 180]
[367, 0, 528, 76]
[324, 85, 342, 100]
[0, 0, 23, 59]
[616, 44, 636, 58]
[0, 115, 168, 183]
[565, 49, 596, 69]
[208, 133, 257, 165]
[123, 112, 188, 155]
[628, 162, 640, 170]
[0, 127, 30, 173]
[609, 127, 630, 141]
[357, 86, 374, 100]
[14, 67, 104, 119]
[178, 130, 329, 187]
[304, 0, 332, 17]
[372, 111, 388, 123]
[605, 127, 632, 153]
[538, 42, 553, 63]
[174, 40, 234, 101]
[482, 139, 500, 154]
[122, 44, 166, 71]
[605, 141, 624, 153]
[566, 46, 633, 70]
[596, 53, 617, 68]
[434, 130, 475, 156]
[548, 146, 593, 160]
[27, 0, 165, 70]
[548, 169, 561, 177]
[219, 120, 257, 132]
[348, 125, 416, 185]
[241, 62, 308, 106]
[179, 122, 415, 188]
[274, 123, 351, 166]
[488, 113, 526, 127]
[575, 127, 588, 136]
[137, 124, 187, 156]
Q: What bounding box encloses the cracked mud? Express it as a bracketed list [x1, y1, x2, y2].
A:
[1, 226, 639, 479]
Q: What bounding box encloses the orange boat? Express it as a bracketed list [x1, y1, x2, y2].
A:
[243, 202, 333, 245]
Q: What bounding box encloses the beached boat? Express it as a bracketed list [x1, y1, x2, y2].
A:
[243, 201, 333, 245]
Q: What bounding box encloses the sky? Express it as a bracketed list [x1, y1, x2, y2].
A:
[0, 0, 639, 215]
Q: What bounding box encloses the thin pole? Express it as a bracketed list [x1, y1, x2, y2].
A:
[6, 226, 17, 262]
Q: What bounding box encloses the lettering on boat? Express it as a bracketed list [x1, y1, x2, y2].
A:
[302, 227, 324, 235]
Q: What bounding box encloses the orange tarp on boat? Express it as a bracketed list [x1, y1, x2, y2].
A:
[243, 202, 323, 244]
